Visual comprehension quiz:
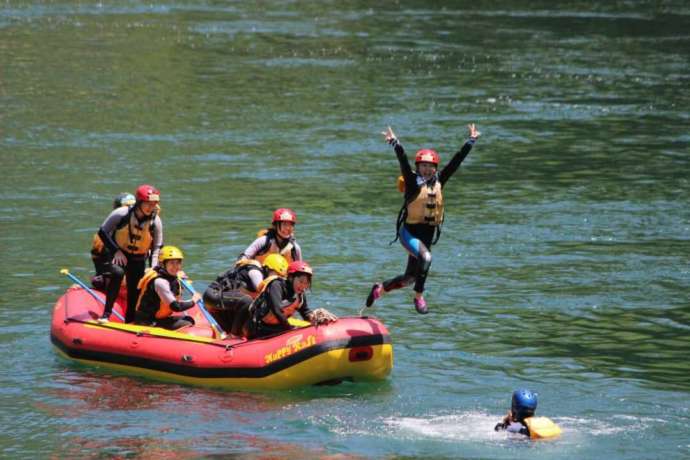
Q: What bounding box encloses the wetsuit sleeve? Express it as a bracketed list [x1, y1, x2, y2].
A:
[240, 235, 269, 260]
[266, 281, 291, 328]
[151, 215, 163, 267]
[246, 267, 264, 292]
[438, 139, 475, 186]
[98, 208, 129, 254]
[297, 295, 312, 320]
[392, 140, 418, 198]
[154, 278, 177, 306]
[170, 300, 195, 312]
[154, 279, 194, 312]
[293, 241, 303, 261]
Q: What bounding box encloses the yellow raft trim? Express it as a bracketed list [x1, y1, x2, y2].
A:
[54, 343, 393, 391]
[80, 316, 311, 345]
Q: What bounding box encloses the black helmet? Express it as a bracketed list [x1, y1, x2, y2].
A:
[113, 193, 136, 209]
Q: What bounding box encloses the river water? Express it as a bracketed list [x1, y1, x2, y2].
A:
[1, 1, 689, 458]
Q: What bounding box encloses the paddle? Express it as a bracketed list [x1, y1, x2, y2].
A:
[59, 269, 126, 322]
[179, 277, 227, 340]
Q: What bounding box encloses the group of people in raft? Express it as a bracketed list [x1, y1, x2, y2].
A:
[87, 123, 558, 437]
[90, 192, 337, 338]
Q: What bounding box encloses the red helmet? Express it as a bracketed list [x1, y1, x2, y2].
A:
[415, 149, 439, 166]
[288, 260, 313, 277]
[135, 184, 161, 202]
[272, 208, 297, 224]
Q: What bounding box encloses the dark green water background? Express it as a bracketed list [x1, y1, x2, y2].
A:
[1, 1, 689, 458]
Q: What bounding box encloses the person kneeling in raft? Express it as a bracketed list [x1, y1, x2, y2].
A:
[242, 260, 337, 339]
[494, 389, 562, 439]
[366, 124, 480, 314]
[133, 245, 201, 330]
[203, 253, 289, 336]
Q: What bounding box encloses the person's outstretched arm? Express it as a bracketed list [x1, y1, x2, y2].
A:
[439, 123, 480, 185]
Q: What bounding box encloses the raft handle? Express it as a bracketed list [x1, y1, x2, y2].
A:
[72, 338, 83, 345]
[181, 355, 193, 362]
[348, 346, 373, 362]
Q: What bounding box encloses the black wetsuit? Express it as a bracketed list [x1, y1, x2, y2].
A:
[203, 264, 264, 335]
[245, 277, 312, 339]
[93, 206, 163, 322]
[382, 138, 475, 294]
[134, 268, 195, 330]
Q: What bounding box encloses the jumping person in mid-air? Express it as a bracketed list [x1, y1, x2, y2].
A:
[366, 123, 480, 314]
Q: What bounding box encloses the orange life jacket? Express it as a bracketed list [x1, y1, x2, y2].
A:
[252, 276, 303, 325]
[135, 268, 181, 319]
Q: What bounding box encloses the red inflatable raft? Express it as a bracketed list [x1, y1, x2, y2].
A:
[50, 286, 393, 390]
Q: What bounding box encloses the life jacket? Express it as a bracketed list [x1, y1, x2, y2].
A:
[253, 228, 298, 264]
[91, 206, 128, 256]
[135, 267, 181, 320]
[212, 259, 263, 299]
[91, 207, 157, 256]
[391, 175, 444, 245]
[523, 417, 562, 439]
[406, 179, 443, 225]
[251, 276, 303, 325]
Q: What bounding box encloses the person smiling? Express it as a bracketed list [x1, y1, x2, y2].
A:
[133, 246, 201, 330]
[238, 208, 302, 264]
[242, 260, 337, 339]
[91, 184, 163, 323]
[366, 124, 480, 314]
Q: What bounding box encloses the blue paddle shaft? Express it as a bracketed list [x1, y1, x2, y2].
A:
[180, 278, 226, 339]
[63, 271, 126, 322]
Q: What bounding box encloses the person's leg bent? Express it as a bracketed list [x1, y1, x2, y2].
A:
[382, 255, 416, 292]
[101, 262, 125, 318]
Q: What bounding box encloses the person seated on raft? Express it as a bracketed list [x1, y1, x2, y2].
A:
[204, 253, 289, 336]
[239, 208, 302, 264]
[91, 192, 136, 292]
[242, 260, 337, 339]
[494, 389, 561, 438]
[133, 245, 201, 330]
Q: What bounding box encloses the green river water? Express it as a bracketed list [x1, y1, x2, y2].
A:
[1, 1, 689, 458]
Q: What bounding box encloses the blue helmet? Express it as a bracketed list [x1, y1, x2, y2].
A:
[511, 389, 537, 419]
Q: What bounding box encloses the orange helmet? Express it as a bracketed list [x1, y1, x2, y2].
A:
[415, 149, 439, 166]
[288, 260, 312, 277]
[272, 208, 297, 224]
[135, 184, 160, 203]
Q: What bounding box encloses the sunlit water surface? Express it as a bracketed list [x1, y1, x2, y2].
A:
[1, 1, 689, 458]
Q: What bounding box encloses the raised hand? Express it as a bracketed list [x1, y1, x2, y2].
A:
[381, 126, 397, 143]
[468, 123, 480, 139]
